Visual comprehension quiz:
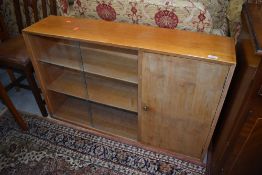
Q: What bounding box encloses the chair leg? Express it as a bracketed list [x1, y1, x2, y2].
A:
[24, 69, 48, 117]
[0, 81, 28, 131]
[6, 69, 20, 91]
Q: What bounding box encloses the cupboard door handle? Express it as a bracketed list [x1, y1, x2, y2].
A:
[143, 106, 149, 111]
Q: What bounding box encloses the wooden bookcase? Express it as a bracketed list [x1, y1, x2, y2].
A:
[23, 16, 236, 161]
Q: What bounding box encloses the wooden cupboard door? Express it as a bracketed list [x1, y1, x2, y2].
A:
[139, 52, 230, 159]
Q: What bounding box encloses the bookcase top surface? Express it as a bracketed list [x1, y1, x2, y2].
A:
[23, 16, 236, 65]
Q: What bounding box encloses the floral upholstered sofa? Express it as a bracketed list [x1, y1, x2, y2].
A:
[0, 0, 259, 39]
[69, 0, 228, 36]
[68, 0, 260, 38]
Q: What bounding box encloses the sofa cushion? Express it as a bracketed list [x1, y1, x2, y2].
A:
[227, 0, 245, 40]
[200, 0, 229, 31]
[73, 0, 214, 34]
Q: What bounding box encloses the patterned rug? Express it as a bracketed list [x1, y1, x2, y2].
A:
[0, 111, 206, 175]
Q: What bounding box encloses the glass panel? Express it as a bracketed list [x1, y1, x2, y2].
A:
[79, 42, 139, 111]
[31, 36, 84, 71]
[29, 35, 91, 126]
[80, 43, 138, 84]
[48, 91, 91, 126]
[79, 42, 139, 139]
[89, 102, 138, 140]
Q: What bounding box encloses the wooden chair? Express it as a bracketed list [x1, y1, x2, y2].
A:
[13, 0, 57, 33]
[0, 17, 48, 116]
[0, 80, 28, 131]
[0, 0, 58, 117]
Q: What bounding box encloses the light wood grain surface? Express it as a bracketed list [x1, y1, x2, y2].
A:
[139, 52, 231, 159]
[23, 16, 236, 65]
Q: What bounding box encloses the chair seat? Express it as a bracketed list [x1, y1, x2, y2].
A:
[0, 16, 48, 117]
[0, 36, 30, 67]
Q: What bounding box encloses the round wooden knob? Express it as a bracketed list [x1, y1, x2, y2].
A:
[143, 106, 149, 111]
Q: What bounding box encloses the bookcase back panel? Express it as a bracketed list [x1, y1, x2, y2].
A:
[86, 75, 138, 112]
[40, 63, 88, 100]
[48, 91, 91, 126]
[28, 35, 83, 71]
[80, 43, 138, 84]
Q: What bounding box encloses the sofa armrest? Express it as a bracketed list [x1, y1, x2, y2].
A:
[227, 0, 262, 41]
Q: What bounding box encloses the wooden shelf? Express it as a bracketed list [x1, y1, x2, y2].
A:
[52, 95, 90, 127]
[45, 68, 138, 112]
[40, 56, 138, 84]
[40, 57, 83, 71]
[51, 92, 137, 140]
[36, 37, 82, 68]
[47, 70, 87, 100]
[38, 42, 138, 84]
[91, 103, 138, 140]
[87, 76, 137, 112]
[81, 43, 138, 84]
[81, 43, 138, 60]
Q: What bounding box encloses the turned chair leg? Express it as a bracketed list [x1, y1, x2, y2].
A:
[6, 69, 20, 91]
[24, 69, 48, 117]
[0, 81, 28, 131]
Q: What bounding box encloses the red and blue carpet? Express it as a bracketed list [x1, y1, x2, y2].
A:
[0, 111, 206, 175]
